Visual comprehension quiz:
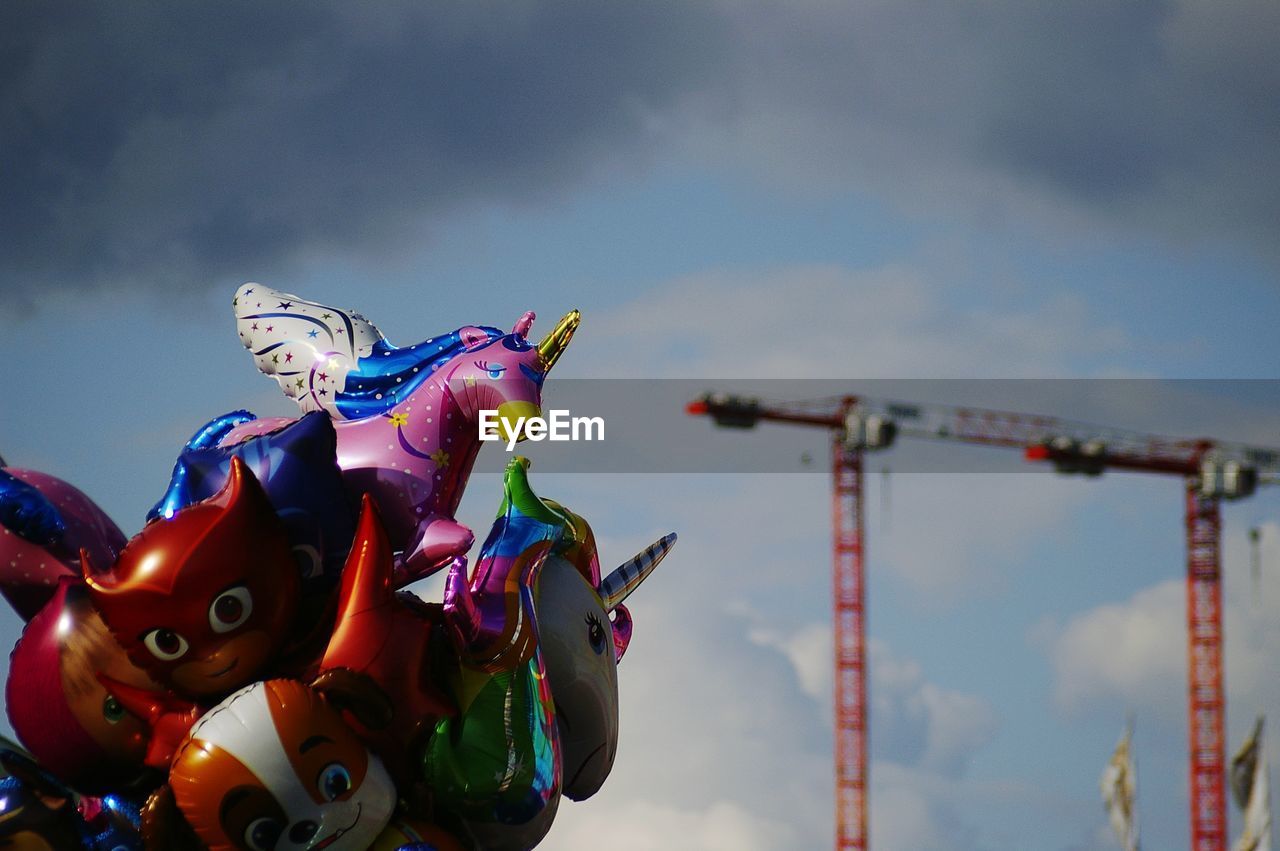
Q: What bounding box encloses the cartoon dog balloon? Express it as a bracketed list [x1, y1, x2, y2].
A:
[143, 679, 398, 851]
[219, 284, 579, 583]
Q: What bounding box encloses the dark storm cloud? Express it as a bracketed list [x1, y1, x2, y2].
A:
[715, 0, 1280, 256]
[0, 1, 726, 305]
[3, 1, 1277, 309]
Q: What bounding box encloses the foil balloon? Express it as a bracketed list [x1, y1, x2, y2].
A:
[0, 747, 142, 850]
[465, 486, 675, 804]
[84, 458, 302, 702]
[0, 466, 127, 620]
[317, 496, 455, 785]
[78, 793, 146, 851]
[6, 577, 161, 794]
[533, 531, 674, 802]
[95, 678, 206, 772]
[421, 457, 565, 850]
[367, 815, 464, 851]
[148, 411, 356, 593]
[147, 409, 258, 522]
[142, 679, 397, 851]
[220, 283, 579, 584]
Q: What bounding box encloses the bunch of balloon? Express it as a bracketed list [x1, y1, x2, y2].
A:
[1, 287, 676, 851]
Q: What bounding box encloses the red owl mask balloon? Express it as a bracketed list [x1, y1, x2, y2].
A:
[82, 458, 301, 700]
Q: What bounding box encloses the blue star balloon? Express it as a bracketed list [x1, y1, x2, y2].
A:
[0, 468, 65, 545]
[149, 411, 356, 592]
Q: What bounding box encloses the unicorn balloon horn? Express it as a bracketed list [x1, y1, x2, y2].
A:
[597, 533, 676, 661]
[598, 534, 677, 612]
[536, 309, 581, 372]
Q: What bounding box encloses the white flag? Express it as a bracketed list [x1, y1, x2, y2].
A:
[1233, 716, 1272, 851]
[1101, 725, 1139, 851]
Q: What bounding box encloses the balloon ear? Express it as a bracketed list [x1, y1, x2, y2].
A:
[459, 326, 491, 349]
[312, 668, 393, 731]
[610, 603, 634, 662]
[216, 456, 271, 515]
[80, 547, 106, 592]
[142, 785, 202, 851]
[512, 311, 535, 339]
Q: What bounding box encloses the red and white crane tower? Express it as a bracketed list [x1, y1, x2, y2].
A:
[687, 391, 1279, 851]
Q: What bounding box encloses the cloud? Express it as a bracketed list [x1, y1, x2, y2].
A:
[749, 621, 832, 703]
[6, 1, 1277, 311]
[870, 639, 1000, 778]
[579, 264, 1135, 379]
[700, 0, 1280, 260]
[550, 799, 800, 851]
[1040, 578, 1185, 721]
[870, 762, 982, 851]
[1040, 520, 1280, 730]
[748, 623, 999, 779]
[0, 1, 726, 307]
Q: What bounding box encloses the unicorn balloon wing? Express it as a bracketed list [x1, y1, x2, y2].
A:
[234, 283, 385, 417]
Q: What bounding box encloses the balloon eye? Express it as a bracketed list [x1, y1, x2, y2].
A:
[318, 763, 352, 801]
[244, 816, 283, 851]
[474, 360, 506, 380]
[142, 628, 189, 661]
[585, 613, 607, 655]
[209, 586, 253, 633]
[103, 695, 125, 724]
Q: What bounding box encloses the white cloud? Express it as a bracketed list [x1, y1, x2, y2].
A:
[744, 618, 998, 782]
[748, 621, 832, 704]
[576, 264, 1134, 380]
[1042, 579, 1185, 721]
[868, 639, 999, 779]
[550, 799, 799, 851]
[870, 762, 980, 851]
[1040, 520, 1280, 735]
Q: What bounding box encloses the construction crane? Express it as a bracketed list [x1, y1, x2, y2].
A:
[686, 391, 1280, 851]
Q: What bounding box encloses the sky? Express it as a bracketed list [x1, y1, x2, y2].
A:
[2, 2, 1279, 849]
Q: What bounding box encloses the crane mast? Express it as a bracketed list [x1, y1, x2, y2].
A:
[1186, 486, 1226, 849]
[687, 394, 890, 850]
[689, 391, 1279, 851]
[832, 405, 868, 850]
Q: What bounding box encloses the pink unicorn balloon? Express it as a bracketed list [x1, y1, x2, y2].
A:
[221, 284, 579, 584]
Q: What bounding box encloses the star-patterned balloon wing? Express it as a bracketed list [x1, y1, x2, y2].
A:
[234, 283, 384, 417]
